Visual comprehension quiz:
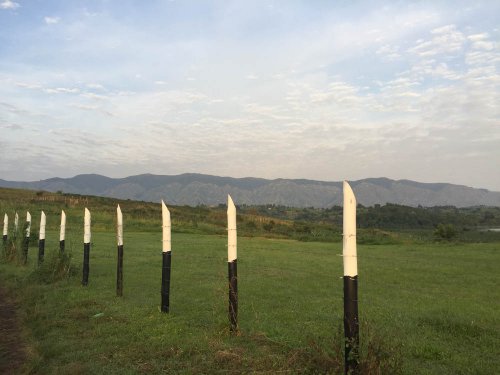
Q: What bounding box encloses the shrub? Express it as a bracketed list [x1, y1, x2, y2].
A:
[434, 223, 457, 241]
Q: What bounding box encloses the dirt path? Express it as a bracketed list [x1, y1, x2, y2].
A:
[0, 286, 26, 374]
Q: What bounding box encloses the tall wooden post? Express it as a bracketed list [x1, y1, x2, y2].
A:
[82, 208, 91, 286]
[38, 211, 46, 266]
[343, 181, 359, 374]
[59, 210, 66, 254]
[22, 212, 31, 265]
[116, 205, 124, 297]
[161, 200, 171, 312]
[227, 195, 238, 332]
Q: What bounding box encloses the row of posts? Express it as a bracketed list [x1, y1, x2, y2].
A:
[2, 182, 360, 374]
[2, 199, 238, 327]
[3, 211, 66, 266]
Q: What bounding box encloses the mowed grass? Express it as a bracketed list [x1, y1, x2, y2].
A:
[1, 231, 499, 374]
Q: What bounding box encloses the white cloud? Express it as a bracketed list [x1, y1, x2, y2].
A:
[376, 44, 401, 61]
[15, 82, 42, 90]
[44, 87, 79, 94]
[409, 24, 465, 57]
[467, 33, 489, 42]
[86, 83, 105, 90]
[81, 92, 108, 101]
[44, 16, 60, 24]
[0, 0, 19, 10]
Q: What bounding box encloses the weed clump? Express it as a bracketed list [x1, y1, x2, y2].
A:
[2, 239, 17, 263]
[292, 323, 402, 374]
[29, 250, 77, 284]
[1, 234, 26, 265]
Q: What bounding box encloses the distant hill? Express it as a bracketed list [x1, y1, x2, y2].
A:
[0, 173, 499, 208]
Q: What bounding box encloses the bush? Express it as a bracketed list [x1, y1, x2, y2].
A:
[434, 224, 457, 241]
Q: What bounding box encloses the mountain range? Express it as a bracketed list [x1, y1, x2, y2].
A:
[1, 173, 499, 208]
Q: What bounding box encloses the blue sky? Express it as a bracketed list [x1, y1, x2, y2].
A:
[1, 1, 499, 190]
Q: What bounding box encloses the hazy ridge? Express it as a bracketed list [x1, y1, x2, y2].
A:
[0, 173, 499, 208]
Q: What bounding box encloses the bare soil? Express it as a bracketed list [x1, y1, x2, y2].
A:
[0, 287, 25, 374]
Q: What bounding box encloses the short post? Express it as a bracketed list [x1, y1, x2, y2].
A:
[38, 211, 46, 266]
[161, 200, 171, 312]
[22, 211, 31, 265]
[2, 213, 7, 249]
[343, 181, 360, 374]
[227, 195, 238, 332]
[82, 208, 91, 286]
[59, 210, 66, 254]
[116, 205, 124, 297]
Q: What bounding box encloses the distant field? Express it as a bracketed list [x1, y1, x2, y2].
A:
[1, 230, 499, 374]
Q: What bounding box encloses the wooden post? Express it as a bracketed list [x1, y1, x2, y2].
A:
[161, 200, 171, 312]
[2, 213, 7, 249]
[82, 208, 91, 286]
[38, 211, 46, 266]
[116, 205, 124, 297]
[22, 212, 31, 265]
[59, 210, 66, 254]
[227, 195, 238, 332]
[343, 181, 359, 374]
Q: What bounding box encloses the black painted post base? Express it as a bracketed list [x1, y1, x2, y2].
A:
[2, 234, 7, 246]
[116, 245, 124, 297]
[38, 239, 45, 266]
[228, 260, 238, 332]
[82, 242, 90, 286]
[22, 237, 30, 265]
[343, 275, 360, 375]
[161, 252, 171, 312]
[59, 240, 65, 254]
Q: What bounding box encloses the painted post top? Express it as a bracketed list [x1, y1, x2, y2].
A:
[117, 204, 123, 246]
[39, 211, 46, 240]
[162, 200, 171, 252]
[343, 181, 358, 277]
[84, 208, 91, 244]
[227, 194, 237, 262]
[26, 211, 31, 237]
[3, 213, 7, 236]
[60, 210, 66, 241]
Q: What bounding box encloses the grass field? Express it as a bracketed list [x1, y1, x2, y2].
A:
[1, 229, 499, 374]
[1, 187, 499, 373]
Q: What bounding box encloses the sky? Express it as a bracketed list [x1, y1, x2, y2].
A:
[0, 1, 499, 190]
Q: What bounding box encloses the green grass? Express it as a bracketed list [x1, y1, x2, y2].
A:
[1, 187, 499, 373]
[1, 231, 499, 374]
